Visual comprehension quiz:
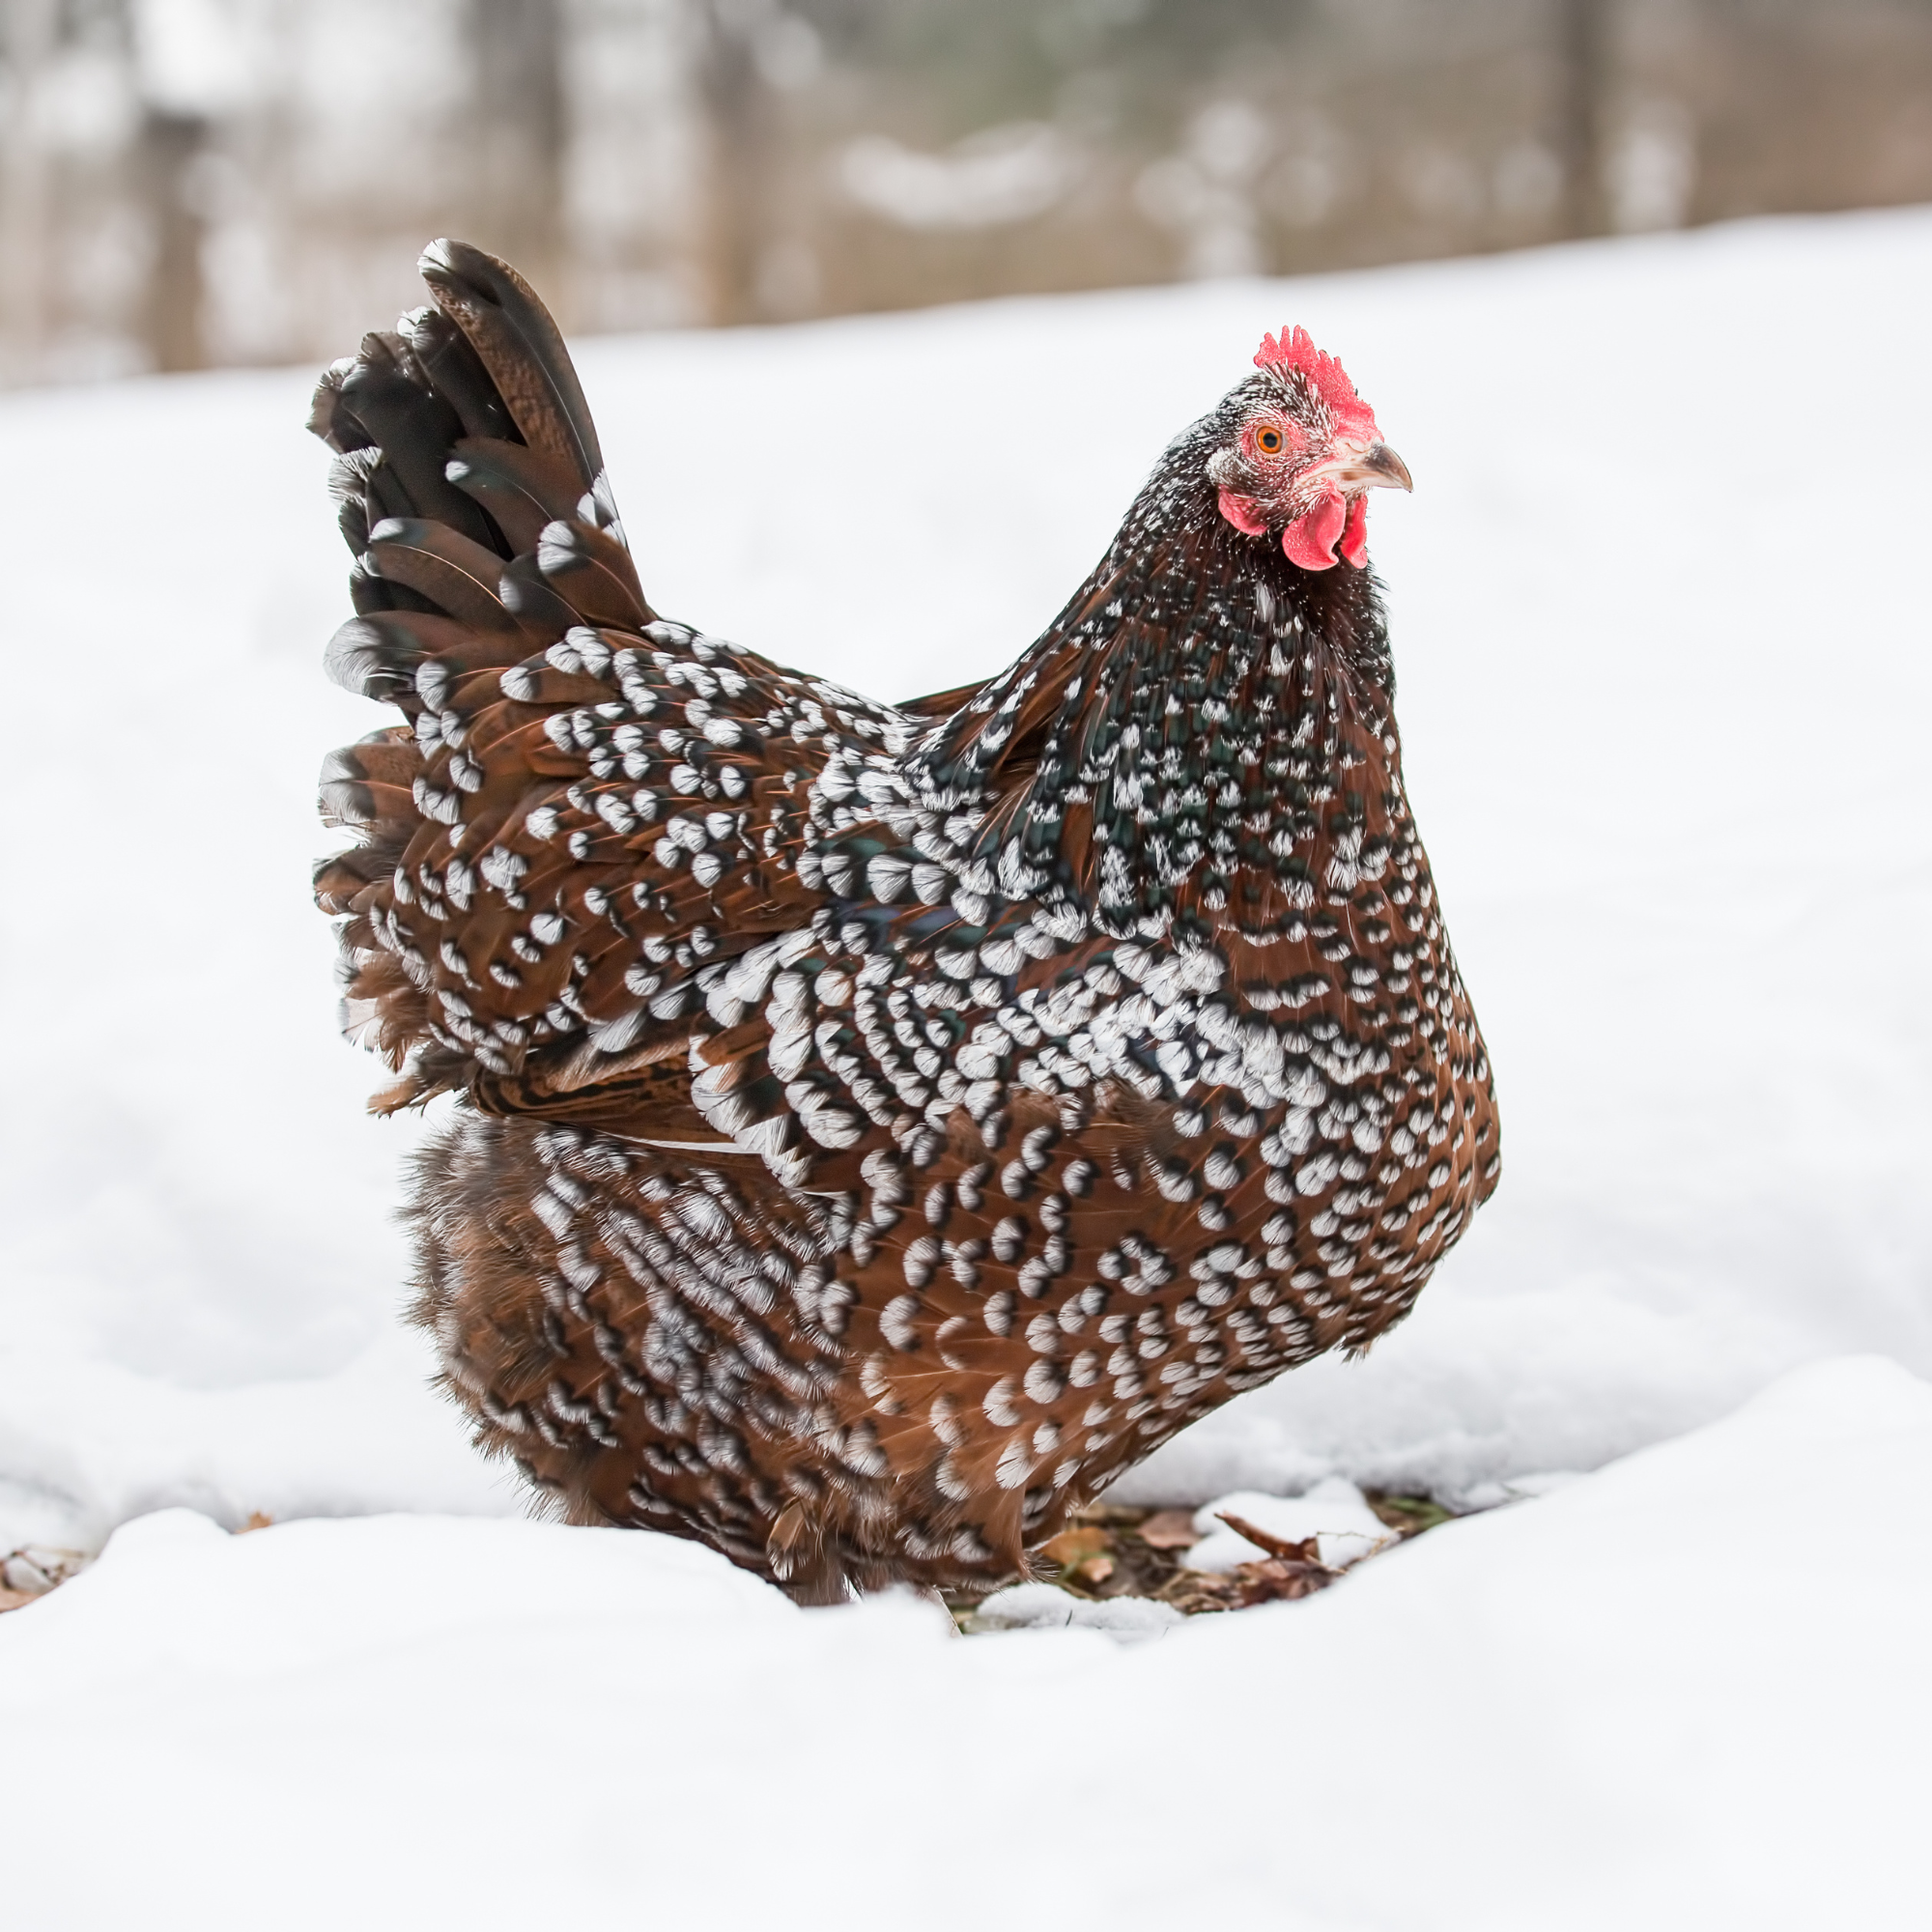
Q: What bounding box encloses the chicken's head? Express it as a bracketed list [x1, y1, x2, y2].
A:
[1208, 326, 1411, 571]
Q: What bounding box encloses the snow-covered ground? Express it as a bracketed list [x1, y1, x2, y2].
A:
[5, 1356, 1926, 1929]
[1, 206, 1929, 1922]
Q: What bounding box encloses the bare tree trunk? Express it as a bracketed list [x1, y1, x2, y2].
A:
[1558, 0, 1610, 238]
[469, 0, 565, 296]
[139, 110, 208, 373]
[0, 0, 60, 381]
[696, 1, 776, 326]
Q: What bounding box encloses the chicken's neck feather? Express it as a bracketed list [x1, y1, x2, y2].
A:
[904, 429, 1401, 943]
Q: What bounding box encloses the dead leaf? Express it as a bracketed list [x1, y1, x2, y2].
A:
[1234, 1556, 1336, 1605]
[1215, 1510, 1321, 1564]
[0, 1587, 34, 1614]
[1074, 1554, 1116, 1585]
[1136, 1509, 1200, 1550]
[238, 1512, 274, 1534]
[1040, 1525, 1112, 1566]
[1159, 1550, 1338, 1614]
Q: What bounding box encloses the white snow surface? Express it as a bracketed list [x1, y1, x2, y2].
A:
[2, 1354, 1927, 1928]
[1, 207, 1930, 1552]
[972, 1577, 1186, 1636]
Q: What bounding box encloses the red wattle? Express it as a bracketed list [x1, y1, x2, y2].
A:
[1340, 494, 1370, 568]
[1217, 488, 1268, 537]
[1282, 488, 1347, 570]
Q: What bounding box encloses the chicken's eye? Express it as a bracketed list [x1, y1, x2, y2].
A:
[1255, 425, 1285, 455]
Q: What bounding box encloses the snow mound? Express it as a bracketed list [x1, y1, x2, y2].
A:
[2, 207, 1930, 1548]
[1, 1357, 1925, 1929]
[972, 1579, 1185, 1638]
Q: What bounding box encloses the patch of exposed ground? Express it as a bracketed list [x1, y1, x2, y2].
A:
[952, 1492, 1453, 1628]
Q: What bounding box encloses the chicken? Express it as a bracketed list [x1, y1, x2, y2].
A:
[311, 242, 1498, 1604]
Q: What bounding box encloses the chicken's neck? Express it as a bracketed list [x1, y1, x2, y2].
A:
[909, 447, 1400, 945]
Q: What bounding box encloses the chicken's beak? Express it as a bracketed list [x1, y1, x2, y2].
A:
[1332, 441, 1413, 493]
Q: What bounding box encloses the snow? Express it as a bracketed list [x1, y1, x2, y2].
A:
[1, 205, 1930, 1562]
[972, 1577, 1186, 1636]
[2, 1354, 1926, 1928]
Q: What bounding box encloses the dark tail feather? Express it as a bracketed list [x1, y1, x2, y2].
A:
[445, 437, 587, 554]
[327, 332, 500, 549]
[417, 238, 604, 494]
[402, 304, 520, 444]
[308, 238, 662, 1112]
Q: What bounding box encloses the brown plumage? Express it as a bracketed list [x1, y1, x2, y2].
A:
[312, 242, 1498, 1604]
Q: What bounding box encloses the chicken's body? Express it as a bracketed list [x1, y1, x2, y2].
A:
[313, 243, 1497, 1602]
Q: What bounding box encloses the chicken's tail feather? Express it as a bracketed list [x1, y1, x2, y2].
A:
[307, 242, 837, 1124]
[417, 238, 606, 494]
[309, 240, 652, 1110]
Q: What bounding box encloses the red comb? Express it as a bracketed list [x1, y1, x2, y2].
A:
[1254, 327, 1378, 440]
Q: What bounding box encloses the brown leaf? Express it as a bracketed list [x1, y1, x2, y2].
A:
[1040, 1525, 1112, 1566]
[1234, 1556, 1336, 1605]
[1215, 1510, 1321, 1564]
[1156, 1570, 1244, 1615]
[1074, 1554, 1116, 1586]
[0, 1587, 35, 1614]
[1136, 1509, 1201, 1550]
[238, 1511, 274, 1534]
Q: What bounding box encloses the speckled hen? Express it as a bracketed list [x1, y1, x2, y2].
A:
[311, 242, 1498, 1604]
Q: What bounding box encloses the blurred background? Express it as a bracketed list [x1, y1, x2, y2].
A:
[3, 0, 1931, 384]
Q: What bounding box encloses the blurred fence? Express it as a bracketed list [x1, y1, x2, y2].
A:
[4, 0, 1931, 384]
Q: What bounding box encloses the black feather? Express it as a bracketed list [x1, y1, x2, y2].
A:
[403, 304, 521, 444]
[418, 239, 604, 491]
[363, 518, 523, 634]
[337, 340, 503, 553]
